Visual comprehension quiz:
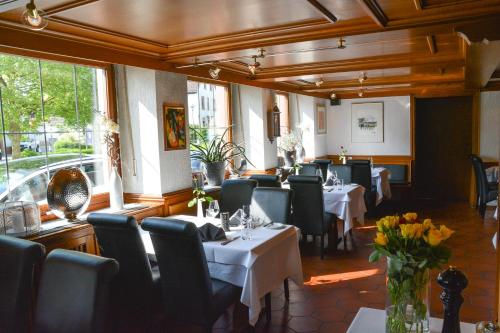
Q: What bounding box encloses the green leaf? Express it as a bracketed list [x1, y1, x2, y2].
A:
[369, 251, 381, 263]
[187, 198, 197, 207]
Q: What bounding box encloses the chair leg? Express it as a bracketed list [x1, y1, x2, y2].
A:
[283, 279, 289, 301]
[265, 292, 271, 321]
[320, 235, 324, 259]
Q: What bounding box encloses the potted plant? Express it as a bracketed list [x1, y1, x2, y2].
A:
[339, 146, 348, 164]
[188, 187, 213, 217]
[278, 131, 300, 167]
[190, 127, 253, 186]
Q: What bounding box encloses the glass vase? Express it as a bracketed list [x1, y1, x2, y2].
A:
[386, 259, 430, 333]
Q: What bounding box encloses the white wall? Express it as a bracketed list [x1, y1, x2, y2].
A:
[116, 65, 192, 195]
[289, 93, 328, 158]
[480, 91, 500, 160]
[327, 96, 411, 156]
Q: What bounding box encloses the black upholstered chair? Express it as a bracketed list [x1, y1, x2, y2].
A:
[312, 159, 332, 182]
[249, 174, 281, 188]
[33, 249, 119, 333]
[220, 179, 257, 215]
[288, 175, 337, 259]
[327, 164, 353, 184]
[87, 213, 161, 332]
[298, 163, 320, 176]
[347, 159, 370, 165]
[251, 188, 293, 318]
[351, 163, 376, 210]
[141, 217, 241, 332]
[470, 155, 498, 217]
[0, 236, 45, 333]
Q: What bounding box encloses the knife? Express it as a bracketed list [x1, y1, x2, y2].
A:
[221, 236, 240, 245]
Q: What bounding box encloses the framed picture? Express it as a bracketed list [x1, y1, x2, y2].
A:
[163, 104, 187, 150]
[351, 102, 384, 143]
[316, 104, 327, 134]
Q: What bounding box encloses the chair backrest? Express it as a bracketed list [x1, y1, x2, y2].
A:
[34, 249, 118, 333]
[0, 236, 45, 333]
[220, 179, 257, 215]
[140, 217, 213, 326]
[298, 163, 319, 176]
[347, 159, 370, 165]
[251, 188, 292, 224]
[327, 164, 352, 184]
[312, 159, 332, 181]
[470, 154, 489, 201]
[351, 163, 372, 192]
[287, 175, 326, 235]
[249, 174, 281, 188]
[87, 213, 154, 331]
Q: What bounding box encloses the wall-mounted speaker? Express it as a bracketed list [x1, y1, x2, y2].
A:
[330, 98, 341, 106]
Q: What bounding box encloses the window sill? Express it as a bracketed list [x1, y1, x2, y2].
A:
[40, 191, 110, 223]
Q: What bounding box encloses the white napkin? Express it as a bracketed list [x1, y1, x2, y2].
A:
[229, 209, 244, 226]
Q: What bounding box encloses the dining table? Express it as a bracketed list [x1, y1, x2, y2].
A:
[371, 167, 392, 205]
[323, 184, 367, 234]
[139, 215, 303, 326]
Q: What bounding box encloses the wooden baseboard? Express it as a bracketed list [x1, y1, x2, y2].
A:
[243, 168, 277, 176]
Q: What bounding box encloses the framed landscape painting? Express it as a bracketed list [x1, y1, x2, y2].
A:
[351, 102, 384, 143]
[163, 104, 187, 150]
[316, 104, 327, 134]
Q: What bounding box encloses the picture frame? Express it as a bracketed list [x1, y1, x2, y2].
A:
[163, 104, 187, 150]
[316, 104, 327, 134]
[351, 102, 384, 143]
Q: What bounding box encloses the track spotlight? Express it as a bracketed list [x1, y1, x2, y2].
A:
[337, 37, 346, 49]
[248, 56, 261, 75]
[208, 66, 221, 79]
[21, 0, 48, 31]
[315, 79, 324, 87]
[330, 92, 337, 99]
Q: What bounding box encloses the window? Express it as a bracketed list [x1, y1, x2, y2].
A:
[187, 80, 229, 171]
[275, 93, 289, 135]
[0, 53, 110, 204]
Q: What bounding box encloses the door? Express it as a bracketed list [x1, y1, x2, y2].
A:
[415, 96, 473, 201]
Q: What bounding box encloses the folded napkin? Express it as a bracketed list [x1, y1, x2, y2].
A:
[198, 223, 226, 242]
[229, 209, 245, 226]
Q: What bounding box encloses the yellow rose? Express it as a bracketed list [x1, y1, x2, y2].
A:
[424, 228, 443, 246]
[413, 224, 424, 239]
[439, 225, 454, 240]
[400, 224, 414, 238]
[383, 216, 399, 229]
[403, 212, 418, 222]
[374, 232, 388, 246]
[376, 220, 384, 232]
[423, 219, 434, 230]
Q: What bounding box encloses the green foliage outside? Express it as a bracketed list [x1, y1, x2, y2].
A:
[0, 54, 95, 160]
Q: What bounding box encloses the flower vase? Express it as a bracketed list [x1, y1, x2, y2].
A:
[109, 166, 124, 211]
[197, 200, 204, 218]
[284, 151, 296, 167]
[386, 258, 430, 333]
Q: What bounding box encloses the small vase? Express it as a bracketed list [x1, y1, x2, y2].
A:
[284, 151, 296, 167]
[197, 200, 204, 218]
[109, 166, 124, 211]
[386, 258, 430, 333]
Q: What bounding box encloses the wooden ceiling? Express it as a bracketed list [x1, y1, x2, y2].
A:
[1, 0, 500, 98]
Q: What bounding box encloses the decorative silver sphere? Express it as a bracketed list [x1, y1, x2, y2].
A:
[47, 168, 92, 221]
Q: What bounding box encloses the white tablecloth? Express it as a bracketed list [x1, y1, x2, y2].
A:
[139, 215, 303, 326]
[323, 184, 367, 234]
[372, 167, 392, 206]
[486, 166, 499, 183]
[347, 307, 475, 333]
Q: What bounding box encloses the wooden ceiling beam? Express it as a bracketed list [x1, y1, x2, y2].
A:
[161, 3, 500, 60]
[299, 73, 464, 91]
[254, 52, 465, 80]
[413, 0, 423, 11]
[306, 0, 337, 23]
[426, 35, 437, 54]
[356, 0, 388, 27]
[45, 0, 101, 16]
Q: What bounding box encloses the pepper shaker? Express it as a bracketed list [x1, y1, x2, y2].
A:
[437, 266, 468, 333]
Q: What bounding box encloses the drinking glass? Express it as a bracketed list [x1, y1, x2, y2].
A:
[207, 200, 220, 218]
[241, 205, 253, 240]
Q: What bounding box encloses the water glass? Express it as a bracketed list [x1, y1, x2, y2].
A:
[242, 216, 253, 240]
[207, 200, 220, 218]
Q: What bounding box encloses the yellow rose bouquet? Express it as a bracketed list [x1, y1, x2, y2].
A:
[369, 213, 454, 333]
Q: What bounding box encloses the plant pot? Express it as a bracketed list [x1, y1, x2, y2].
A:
[386, 258, 430, 333]
[205, 161, 226, 186]
[284, 151, 296, 167]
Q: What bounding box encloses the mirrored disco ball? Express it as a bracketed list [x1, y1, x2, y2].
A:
[47, 168, 92, 221]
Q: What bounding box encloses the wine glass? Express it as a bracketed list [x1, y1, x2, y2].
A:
[207, 200, 220, 218]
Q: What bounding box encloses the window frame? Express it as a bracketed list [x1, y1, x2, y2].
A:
[275, 92, 290, 134]
[0, 50, 118, 221]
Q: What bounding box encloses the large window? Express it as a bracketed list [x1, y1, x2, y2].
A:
[187, 80, 229, 171]
[0, 53, 110, 204]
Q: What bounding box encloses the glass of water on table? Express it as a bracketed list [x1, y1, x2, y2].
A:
[241, 205, 253, 240]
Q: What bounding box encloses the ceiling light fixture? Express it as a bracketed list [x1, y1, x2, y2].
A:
[315, 79, 324, 87]
[21, 0, 48, 31]
[357, 72, 367, 97]
[248, 56, 261, 75]
[330, 92, 337, 99]
[208, 66, 221, 80]
[337, 37, 346, 49]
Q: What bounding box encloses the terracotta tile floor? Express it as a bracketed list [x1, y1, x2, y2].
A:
[211, 201, 498, 333]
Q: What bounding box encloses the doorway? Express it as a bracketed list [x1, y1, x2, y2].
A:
[414, 96, 473, 201]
